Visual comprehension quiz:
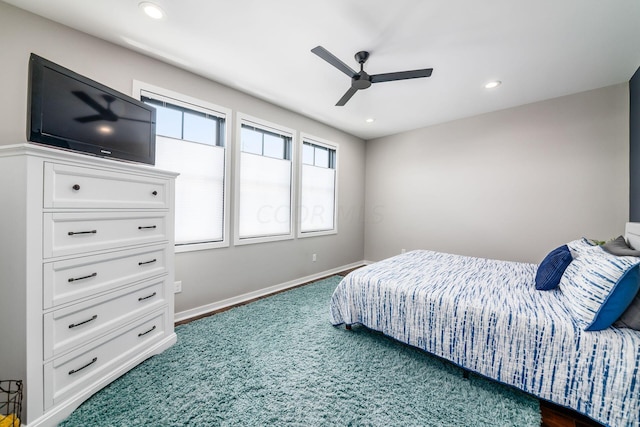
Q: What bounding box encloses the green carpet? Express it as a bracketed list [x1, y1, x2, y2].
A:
[60, 275, 540, 426]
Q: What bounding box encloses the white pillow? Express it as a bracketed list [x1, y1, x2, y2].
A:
[565, 238, 597, 258]
[559, 247, 640, 331]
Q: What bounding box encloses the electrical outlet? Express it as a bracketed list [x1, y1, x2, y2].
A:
[174, 281, 182, 293]
[312, 253, 317, 262]
[401, 248, 406, 254]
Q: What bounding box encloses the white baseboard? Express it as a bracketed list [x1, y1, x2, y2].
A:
[174, 260, 366, 324]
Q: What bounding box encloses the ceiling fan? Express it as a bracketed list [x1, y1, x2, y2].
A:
[311, 46, 433, 106]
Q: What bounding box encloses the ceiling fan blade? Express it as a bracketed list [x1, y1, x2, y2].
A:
[311, 46, 357, 78]
[371, 68, 433, 83]
[336, 87, 358, 106]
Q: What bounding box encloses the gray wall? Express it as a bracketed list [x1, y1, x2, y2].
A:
[0, 3, 366, 314]
[364, 84, 630, 263]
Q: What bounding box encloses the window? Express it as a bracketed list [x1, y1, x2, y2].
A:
[235, 115, 294, 244]
[299, 135, 338, 236]
[134, 81, 230, 252]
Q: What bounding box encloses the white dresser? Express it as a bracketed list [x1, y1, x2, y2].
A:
[0, 144, 178, 427]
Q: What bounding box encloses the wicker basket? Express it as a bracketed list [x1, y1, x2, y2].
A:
[0, 380, 22, 427]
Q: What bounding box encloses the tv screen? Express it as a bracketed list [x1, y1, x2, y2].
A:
[27, 53, 156, 165]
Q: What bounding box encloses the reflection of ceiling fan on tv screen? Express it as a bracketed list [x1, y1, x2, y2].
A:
[311, 45, 433, 106]
[73, 91, 149, 123]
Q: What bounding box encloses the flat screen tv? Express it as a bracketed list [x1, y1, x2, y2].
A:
[27, 53, 156, 165]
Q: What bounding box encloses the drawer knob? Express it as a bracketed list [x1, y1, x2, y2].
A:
[138, 258, 157, 266]
[138, 225, 157, 230]
[68, 357, 97, 375]
[152, 190, 158, 196]
[138, 325, 157, 337]
[69, 314, 98, 329]
[72, 184, 80, 191]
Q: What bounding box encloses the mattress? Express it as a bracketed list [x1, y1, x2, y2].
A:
[330, 250, 640, 427]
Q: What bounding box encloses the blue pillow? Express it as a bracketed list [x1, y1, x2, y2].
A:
[559, 248, 640, 331]
[535, 245, 573, 290]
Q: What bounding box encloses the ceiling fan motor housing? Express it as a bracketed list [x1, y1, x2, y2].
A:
[352, 72, 372, 89]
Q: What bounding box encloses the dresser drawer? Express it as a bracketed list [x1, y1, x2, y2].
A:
[44, 277, 167, 359]
[44, 162, 169, 209]
[44, 212, 168, 258]
[44, 309, 167, 410]
[43, 244, 169, 309]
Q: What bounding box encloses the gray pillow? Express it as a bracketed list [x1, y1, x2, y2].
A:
[615, 292, 640, 330]
[602, 235, 640, 257]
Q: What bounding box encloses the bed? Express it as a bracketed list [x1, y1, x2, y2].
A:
[330, 223, 640, 427]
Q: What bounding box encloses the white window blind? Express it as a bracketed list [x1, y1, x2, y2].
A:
[155, 136, 225, 244]
[300, 165, 335, 232]
[238, 153, 291, 238]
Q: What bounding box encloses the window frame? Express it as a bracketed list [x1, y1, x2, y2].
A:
[234, 113, 296, 246]
[132, 80, 232, 253]
[297, 133, 339, 238]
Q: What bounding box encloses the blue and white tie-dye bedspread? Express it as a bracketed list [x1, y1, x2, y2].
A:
[330, 250, 640, 427]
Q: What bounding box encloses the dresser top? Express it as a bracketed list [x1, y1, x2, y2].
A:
[0, 143, 179, 179]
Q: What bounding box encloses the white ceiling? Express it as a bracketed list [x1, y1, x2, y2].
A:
[5, 0, 640, 140]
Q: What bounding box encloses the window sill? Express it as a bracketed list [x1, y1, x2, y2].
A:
[297, 229, 338, 239]
[175, 240, 229, 253]
[234, 233, 294, 246]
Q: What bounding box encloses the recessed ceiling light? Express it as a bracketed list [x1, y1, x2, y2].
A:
[365, 118, 375, 123]
[139, 2, 165, 19]
[484, 80, 501, 89]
